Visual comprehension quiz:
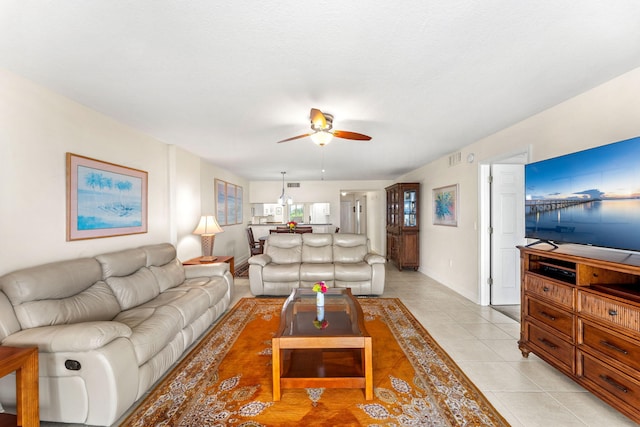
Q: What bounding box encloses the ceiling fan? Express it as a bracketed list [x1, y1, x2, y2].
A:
[277, 108, 372, 146]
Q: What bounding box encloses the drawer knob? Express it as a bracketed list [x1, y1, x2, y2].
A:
[539, 311, 556, 321]
[599, 340, 629, 355]
[537, 337, 558, 350]
[543, 287, 550, 292]
[599, 374, 628, 393]
[608, 309, 618, 316]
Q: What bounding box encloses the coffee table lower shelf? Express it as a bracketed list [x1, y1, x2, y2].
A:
[272, 337, 373, 401]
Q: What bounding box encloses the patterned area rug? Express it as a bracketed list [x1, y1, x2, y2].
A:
[121, 298, 510, 426]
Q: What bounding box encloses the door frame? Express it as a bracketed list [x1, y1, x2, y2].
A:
[478, 148, 530, 306]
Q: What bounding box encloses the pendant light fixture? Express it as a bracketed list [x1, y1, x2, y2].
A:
[277, 171, 293, 205]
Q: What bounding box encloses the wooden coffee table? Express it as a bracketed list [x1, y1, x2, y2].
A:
[271, 288, 373, 401]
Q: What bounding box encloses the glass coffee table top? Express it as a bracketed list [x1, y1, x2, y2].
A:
[279, 288, 364, 337]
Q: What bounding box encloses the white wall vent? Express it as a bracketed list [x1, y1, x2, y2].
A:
[448, 151, 462, 167]
[287, 182, 300, 188]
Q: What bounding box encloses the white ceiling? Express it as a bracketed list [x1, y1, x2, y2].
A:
[2, 1, 640, 181]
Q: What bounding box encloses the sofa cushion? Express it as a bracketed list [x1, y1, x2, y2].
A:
[114, 304, 183, 365]
[300, 263, 335, 286]
[149, 260, 185, 292]
[302, 234, 334, 263]
[144, 244, 186, 291]
[2, 321, 132, 352]
[265, 234, 302, 264]
[0, 292, 19, 341]
[138, 288, 210, 328]
[0, 258, 120, 328]
[335, 261, 372, 281]
[333, 234, 368, 263]
[176, 277, 229, 307]
[13, 282, 121, 329]
[96, 248, 147, 279]
[104, 268, 160, 310]
[263, 263, 300, 282]
[143, 243, 177, 267]
[0, 258, 102, 303]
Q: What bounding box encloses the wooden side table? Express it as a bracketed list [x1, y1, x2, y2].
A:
[182, 255, 235, 276]
[0, 346, 39, 427]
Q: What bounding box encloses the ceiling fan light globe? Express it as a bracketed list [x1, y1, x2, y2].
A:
[310, 131, 333, 146]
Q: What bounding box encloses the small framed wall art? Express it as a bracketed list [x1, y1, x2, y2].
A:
[215, 179, 243, 226]
[433, 184, 458, 227]
[66, 153, 148, 240]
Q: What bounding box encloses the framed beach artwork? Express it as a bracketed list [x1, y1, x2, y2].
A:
[216, 179, 243, 226]
[433, 184, 458, 227]
[66, 153, 148, 240]
[216, 179, 227, 225]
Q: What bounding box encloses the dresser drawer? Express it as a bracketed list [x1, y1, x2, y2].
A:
[580, 320, 640, 372]
[578, 291, 640, 334]
[526, 322, 573, 371]
[526, 296, 573, 338]
[579, 351, 640, 409]
[524, 274, 573, 309]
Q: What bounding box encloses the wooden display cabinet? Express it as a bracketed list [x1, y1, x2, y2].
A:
[519, 244, 640, 423]
[385, 183, 419, 271]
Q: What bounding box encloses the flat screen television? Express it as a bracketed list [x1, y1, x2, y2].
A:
[525, 136, 640, 252]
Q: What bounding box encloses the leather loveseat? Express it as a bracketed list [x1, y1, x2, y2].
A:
[248, 233, 385, 296]
[0, 243, 233, 426]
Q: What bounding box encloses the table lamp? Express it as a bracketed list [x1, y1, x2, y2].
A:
[192, 215, 224, 262]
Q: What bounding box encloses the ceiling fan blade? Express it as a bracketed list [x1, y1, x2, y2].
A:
[310, 108, 327, 129]
[276, 133, 312, 143]
[333, 130, 372, 141]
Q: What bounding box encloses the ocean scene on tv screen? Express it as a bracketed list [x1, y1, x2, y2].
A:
[525, 136, 640, 251]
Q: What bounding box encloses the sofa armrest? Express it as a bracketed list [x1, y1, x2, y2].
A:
[2, 321, 132, 352]
[184, 263, 229, 278]
[364, 253, 386, 265]
[248, 254, 272, 267]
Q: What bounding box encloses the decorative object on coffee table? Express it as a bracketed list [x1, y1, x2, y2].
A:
[313, 281, 327, 307]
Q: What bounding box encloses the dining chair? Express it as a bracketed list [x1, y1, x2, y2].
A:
[246, 228, 263, 255]
[294, 227, 313, 234]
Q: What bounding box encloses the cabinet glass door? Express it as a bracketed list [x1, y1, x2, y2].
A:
[403, 190, 417, 227]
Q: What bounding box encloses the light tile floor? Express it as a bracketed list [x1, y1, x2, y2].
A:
[43, 265, 637, 426]
[380, 266, 636, 427]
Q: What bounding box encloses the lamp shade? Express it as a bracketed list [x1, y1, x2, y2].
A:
[193, 215, 224, 235]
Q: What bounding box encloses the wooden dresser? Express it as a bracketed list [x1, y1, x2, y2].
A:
[519, 244, 640, 422]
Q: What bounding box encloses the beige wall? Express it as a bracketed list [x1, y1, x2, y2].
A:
[0, 69, 170, 275]
[399, 65, 640, 302]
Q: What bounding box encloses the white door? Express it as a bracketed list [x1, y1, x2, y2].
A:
[340, 201, 354, 233]
[491, 164, 526, 305]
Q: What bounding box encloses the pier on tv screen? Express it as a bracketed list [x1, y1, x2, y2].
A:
[525, 136, 640, 252]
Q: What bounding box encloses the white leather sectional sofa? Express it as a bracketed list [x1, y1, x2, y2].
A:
[248, 233, 385, 296]
[0, 243, 233, 426]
